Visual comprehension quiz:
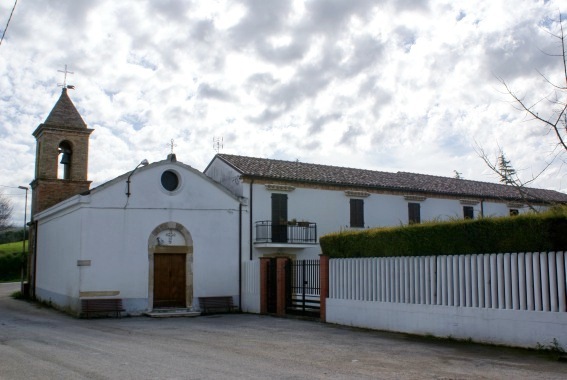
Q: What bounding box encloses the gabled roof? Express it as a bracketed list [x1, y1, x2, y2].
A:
[85, 154, 242, 202]
[214, 154, 567, 204]
[42, 88, 87, 130]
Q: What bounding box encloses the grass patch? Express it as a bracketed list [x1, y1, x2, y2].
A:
[10, 290, 25, 299]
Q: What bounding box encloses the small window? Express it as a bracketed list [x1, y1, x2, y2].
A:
[350, 199, 364, 228]
[463, 206, 474, 219]
[408, 203, 420, 224]
[161, 170, 179, 191]
[509, 209, 519, 216]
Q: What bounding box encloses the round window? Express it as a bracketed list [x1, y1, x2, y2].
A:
[161, 170, 179, 192]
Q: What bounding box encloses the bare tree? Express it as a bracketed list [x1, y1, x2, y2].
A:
[478, 14, 566, 207]
[498, 13, 566, 159]
[0, 191, 13, 231]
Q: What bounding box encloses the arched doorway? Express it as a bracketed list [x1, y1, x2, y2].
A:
[148, 222, 193, 310]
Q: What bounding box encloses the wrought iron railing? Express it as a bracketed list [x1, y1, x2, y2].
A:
[255, 221, 317, 244]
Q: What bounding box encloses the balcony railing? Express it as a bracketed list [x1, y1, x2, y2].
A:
[255, 221, 317, 244]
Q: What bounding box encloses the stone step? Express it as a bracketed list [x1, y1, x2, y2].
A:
[144, 309, 201, 318]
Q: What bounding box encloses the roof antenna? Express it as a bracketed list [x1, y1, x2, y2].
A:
[57, 64, 75, 90]
[213, 136, 223, 153]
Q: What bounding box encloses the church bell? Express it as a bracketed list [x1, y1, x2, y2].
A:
[59, 150, 71, 165]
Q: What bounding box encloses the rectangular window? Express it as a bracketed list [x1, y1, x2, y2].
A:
[350, 199, 364, 228]
[509, 209, 519, 216]
[463, 206, 474, 219]
[408, 203, 420, 224]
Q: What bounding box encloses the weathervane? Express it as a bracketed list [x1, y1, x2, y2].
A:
[57, 64, 75, 89]
[213, 136, 223, 153]
[168, 139, 177, 154]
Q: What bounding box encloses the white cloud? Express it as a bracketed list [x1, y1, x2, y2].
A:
[0, 0, 565, 225]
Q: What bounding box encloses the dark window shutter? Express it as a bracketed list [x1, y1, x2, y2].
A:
[271, 193, 288, 223]
[350, 199, 364, 228]
[408, 203, 420, 224]
[271, 194, 288, 243]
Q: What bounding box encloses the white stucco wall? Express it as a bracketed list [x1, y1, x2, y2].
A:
[327, 299, 567, 348]
[245, 182, 528, 260]
[203, 158, 244, 197]
[34, 160, 243, 315]
[35, 205, 83, 312]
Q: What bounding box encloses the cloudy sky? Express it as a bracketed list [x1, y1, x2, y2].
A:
[1, 0, 566, 225]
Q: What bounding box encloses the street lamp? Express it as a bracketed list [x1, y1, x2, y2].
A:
[17, 186, 28, 292]
[126, 159, 149, 197]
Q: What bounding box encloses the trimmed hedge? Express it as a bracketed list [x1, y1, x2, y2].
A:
[320, 207, 567, 258]
[0, 229, 26, 244]
[0, 241, 26, 281]
[0, 252, 24, 281]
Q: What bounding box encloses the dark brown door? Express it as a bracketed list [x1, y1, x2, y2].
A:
[154, 253, 186, 308]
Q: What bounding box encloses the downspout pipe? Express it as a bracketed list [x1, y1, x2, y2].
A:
[32, 220, 38, 298]
[249, 179, 254, 261]
[238, 202, 242, 312]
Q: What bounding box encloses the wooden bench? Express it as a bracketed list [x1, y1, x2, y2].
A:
[198, 296, 236, 314]
[81, 298, 125, 318]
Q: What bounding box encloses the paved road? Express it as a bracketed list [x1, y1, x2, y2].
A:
[0, 283, 565, 379]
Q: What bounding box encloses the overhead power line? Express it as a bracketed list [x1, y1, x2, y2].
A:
[0, 0, 19, 47]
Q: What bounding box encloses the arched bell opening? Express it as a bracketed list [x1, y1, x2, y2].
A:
[58, 141, 72, 180]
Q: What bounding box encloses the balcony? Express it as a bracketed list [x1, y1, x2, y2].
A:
[254, 221, 317, 247]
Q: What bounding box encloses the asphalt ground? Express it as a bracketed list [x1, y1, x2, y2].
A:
[0, 282, 565, 379]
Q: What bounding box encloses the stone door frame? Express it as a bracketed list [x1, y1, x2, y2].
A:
[148, 222, 193, 310]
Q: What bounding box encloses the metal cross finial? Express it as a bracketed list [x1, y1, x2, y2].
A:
[57, 65, 74, 89]
[168, 139, 177, 154]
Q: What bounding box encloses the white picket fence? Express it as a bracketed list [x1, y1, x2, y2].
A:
[330, 252, 567, 312]
[326, 252, 567, 348]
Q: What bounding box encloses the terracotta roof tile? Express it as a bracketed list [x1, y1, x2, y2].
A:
[216, 154, 567, 203]
[43, 88, 87, 129]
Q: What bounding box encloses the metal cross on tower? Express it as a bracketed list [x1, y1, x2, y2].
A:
[57, 65, 75, 89]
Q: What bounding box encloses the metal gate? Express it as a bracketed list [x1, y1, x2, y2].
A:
[286, 259, 320, 317]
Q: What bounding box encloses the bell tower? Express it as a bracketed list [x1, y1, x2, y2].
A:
[30, 87, 94, 215]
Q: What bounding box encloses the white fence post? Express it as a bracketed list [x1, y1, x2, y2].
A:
[558, 252, 566, 312]
[540, 252, 550, 312]
[549, 252, 558, 312]
[518, 252, 526, 310]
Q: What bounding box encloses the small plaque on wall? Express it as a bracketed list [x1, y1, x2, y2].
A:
[77, 260, 91, 266]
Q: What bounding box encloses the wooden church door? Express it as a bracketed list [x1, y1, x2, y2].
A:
[153, 253, 186, 308]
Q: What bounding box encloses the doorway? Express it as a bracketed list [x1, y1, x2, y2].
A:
[153, 253, 186, 308]
[148, 222, 193, 311]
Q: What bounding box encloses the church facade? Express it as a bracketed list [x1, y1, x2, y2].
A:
[29, 89, 244, 315]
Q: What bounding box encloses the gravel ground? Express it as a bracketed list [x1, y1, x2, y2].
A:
[0, 282, 565, 379]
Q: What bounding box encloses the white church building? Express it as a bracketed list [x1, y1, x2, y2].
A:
[28, 88, 567, 316]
